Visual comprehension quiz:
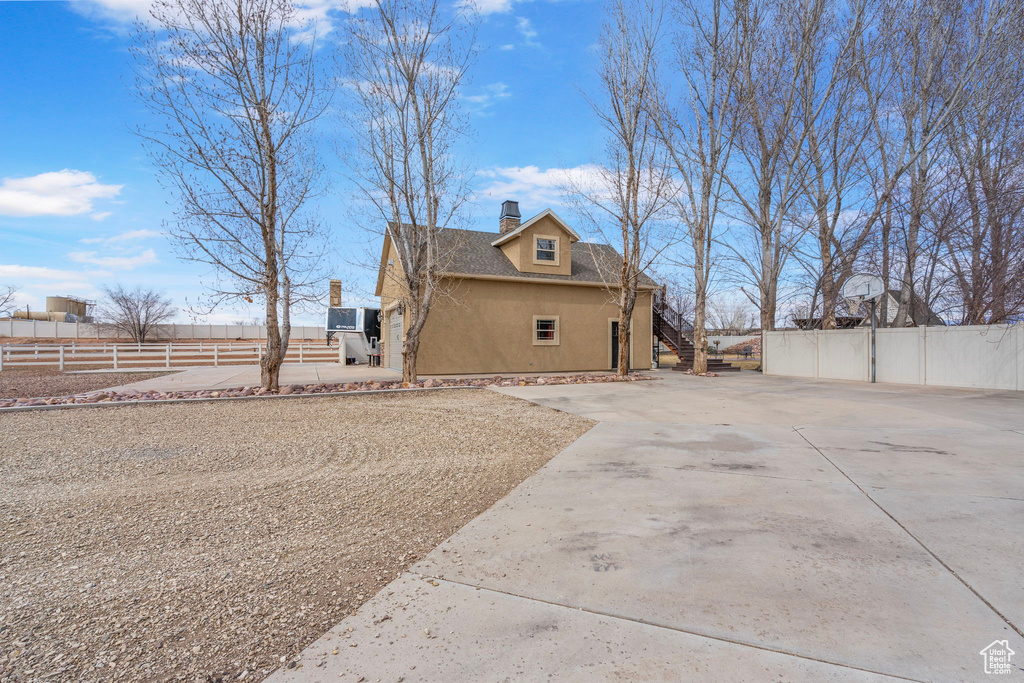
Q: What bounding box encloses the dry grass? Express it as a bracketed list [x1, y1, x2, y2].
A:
[657, 352, 679, 367]
[0, 390, 594, 682]
[724, 359, 761, 371]
[0, 368, 175, 399]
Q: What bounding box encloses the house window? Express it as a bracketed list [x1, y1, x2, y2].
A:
[533, 315, 559, 345]
[535, 236, 558, 263]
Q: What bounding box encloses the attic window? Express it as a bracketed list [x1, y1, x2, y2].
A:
[535, 236, 558, 264]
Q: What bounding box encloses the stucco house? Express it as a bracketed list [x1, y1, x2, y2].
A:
[375, 200, 657, 375]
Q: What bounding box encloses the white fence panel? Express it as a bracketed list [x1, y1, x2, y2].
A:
[1, 321, 328, 340]
[763, 330, 817, 378]
[816, 329, 868, 381]
[924, 325, 1021, 391]
[765, 324, 1023, 391]
[55, 322, 79, 338]
[875, 328, 922, 385]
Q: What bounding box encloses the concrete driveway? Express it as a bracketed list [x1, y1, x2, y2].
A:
[104, 363, 400, 392]
[270, 372, 1024, 682]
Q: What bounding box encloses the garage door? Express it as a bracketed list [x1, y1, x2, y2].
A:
[388, 311, 403, 371]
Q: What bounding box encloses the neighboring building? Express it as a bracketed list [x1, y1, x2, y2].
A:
[793, 289, 944, 329]
[871, 289, 944, 327]
[375, 201, 657, 375]
[8, 295, 94, 323]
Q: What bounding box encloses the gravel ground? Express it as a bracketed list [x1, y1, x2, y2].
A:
[0, 369, 174, 399]
[0, 390, 594, 682]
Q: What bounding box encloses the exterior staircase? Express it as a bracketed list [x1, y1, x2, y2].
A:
[653, 291, 741, 373]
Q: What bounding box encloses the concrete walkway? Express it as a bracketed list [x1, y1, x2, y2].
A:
[106, 363, 400, 392]
[104, 365, 627, 393]
[272, 372, 1024, 681]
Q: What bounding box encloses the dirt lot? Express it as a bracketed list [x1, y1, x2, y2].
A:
[0, 368, 174, 399]
[0, 390, 594, 681]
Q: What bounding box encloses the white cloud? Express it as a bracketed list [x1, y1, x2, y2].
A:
[73, 0, 375, 38]
[462, 82, 512, 113]
[476, 165, 604, 210]
[0, 265, 91, 281]
[35, 281, 101, 294]
[460, 0, 516, 13]
[0, 170, 123, 218]
[516, 17, 539, 46]
[68, 249, 159, 271]
[80, 229, 163, 245]
[90, 211, 113, 222]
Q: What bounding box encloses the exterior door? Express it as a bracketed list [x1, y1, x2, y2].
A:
[611, 321, 619, 370]
[388, 311, 403, 371]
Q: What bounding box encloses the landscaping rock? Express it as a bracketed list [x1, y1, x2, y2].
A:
[0, 373, 658, 410]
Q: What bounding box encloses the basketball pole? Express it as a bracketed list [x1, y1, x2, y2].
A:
[870, 297, 877, 383]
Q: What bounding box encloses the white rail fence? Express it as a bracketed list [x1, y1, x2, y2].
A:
[0, 340, 343, 371]
[763, 323, 1024, 391]
[0, 320, 328, 340]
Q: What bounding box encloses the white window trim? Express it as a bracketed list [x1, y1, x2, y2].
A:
[533, 315, 560, 346]
[532, 234, 560, 266]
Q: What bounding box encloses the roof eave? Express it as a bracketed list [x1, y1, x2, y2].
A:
[490, 209, 582, 247]
[440, 271, 658, 290]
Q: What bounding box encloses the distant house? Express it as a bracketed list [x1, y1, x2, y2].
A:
[870, 289, 944, 327]
[793, 289, 944, 329]
[375, 201, 657, 375]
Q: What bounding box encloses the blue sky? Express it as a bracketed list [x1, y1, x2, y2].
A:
[0, 0, 607, 323]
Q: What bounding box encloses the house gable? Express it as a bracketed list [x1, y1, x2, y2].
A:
[491, 210, 578, 277]
[374, 233, 405, 304]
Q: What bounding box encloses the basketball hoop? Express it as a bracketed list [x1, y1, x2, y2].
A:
[840, 274, 884, 304]
[844, 295, 865, 317]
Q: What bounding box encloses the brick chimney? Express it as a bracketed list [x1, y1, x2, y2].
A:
[329, 279, 342, 307]
[499, 200, 521, 234]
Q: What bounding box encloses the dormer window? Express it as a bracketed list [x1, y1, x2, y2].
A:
[534, 236, 559, 265]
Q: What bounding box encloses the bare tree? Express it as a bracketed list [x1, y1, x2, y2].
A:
[707, 297, 757, 333]
[98, 284, 176, 342]
[818, 0, 1013, 329]
[571, 0, 675, 376]
[936, 3, 1024, 324]
[131, 0, 330, 390]
[340, 0, 477, 383]
[652, 0, 744, 373]
[0, 285, 16, 318]
[718, 0, 838, 332]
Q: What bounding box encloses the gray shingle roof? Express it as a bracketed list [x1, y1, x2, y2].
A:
[884, 289, 945, 326]
[437, 228, 658, 287]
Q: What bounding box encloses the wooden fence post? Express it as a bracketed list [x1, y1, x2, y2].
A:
[166, 344, 171, 368]
[59, 345, 65, 371]
[0, 345, 4, 371]
[214, 345, 219, 367]
[113, 345, 119, 370]
[299, 344, 304, 364]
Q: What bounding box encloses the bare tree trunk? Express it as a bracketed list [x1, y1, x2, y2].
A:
[692, 242, 709, 373]
[618, 287, 637, 375]
[262, 263, 283, 391]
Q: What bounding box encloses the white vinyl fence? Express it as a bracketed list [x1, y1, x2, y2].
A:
[763, 324, 1024, 391]
[0, 320, 327, 340]
[0, 340, 343, 371]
